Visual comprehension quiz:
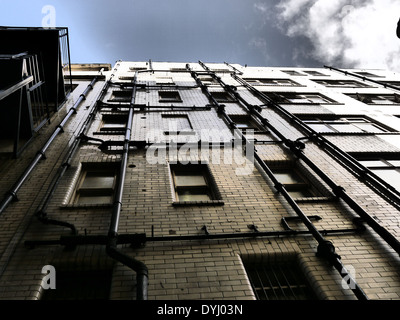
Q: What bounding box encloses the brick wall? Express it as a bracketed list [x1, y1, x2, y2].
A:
[0, 62, 400, 300]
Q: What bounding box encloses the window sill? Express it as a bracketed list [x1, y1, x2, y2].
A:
[172, 200, 224, 206]
[60, 203, 113, 209]
[292, 196, 336, 203]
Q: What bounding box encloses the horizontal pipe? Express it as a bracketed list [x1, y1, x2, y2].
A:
[199, 61, 368, 300]
[234, 73, 400, 256]
[25, 224, 364, 248]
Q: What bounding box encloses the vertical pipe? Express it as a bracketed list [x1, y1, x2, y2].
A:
[197, 61, 369, 300]
[105, 71, 148, 300]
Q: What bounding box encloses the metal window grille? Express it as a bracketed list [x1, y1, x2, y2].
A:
[244, 260, 316, 300]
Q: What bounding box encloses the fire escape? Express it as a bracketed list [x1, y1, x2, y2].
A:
[0, 27, 72, 158]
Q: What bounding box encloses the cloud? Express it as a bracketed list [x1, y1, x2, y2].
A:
[274, 0, 400, 71]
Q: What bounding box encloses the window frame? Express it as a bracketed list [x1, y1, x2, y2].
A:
[354, 155, 400, 191]
[301, 116, 393, 134]
[158, 90, 183, 103]
[280, 70, 307, 76]
[161, 114, 194, 135]
[96, 113, 128, 135]
[243, 78, 302, 87]
[347, 93, 400, 105]
[264, 92, 336, 104]
[228, 114, 266, 134]
[108, 90, 132, 102]
[210, 91, 236, 103]
[302, 70, 327, 76]
[313, 79, 371, 88]
[270, 166, 318, 199]
[169, 163, 223, 205]
[70, 163, 119, 206]
[242, 255, 318, 300]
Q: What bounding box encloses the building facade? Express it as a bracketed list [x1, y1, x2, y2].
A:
[1, 49, 400, 300]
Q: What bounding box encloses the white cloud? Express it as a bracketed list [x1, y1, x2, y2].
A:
[275, 0, 400, 71]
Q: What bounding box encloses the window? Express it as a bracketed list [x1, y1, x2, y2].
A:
[300, 116, 393, 134]
[382, 81, 400, 89]
[129, 66, 147, 71]
[354, 71, 380, 77]
[347, 93, 400, 105]
[170, 164, 220, 202]
[109, 90, 132, 102]
[71, 164, 118, 205]
[210, 91, 236, 103]
[281, 70, 306, 76]
[313, 79, 370, 88]
[242, 257, 316, 300]
[158, 91, 182, 103]
[229, 115, 263, 133]
[303, 70, 326, 76]
[162, 114, 193, 133]
[97, 114, 127, 134]
[243, 78, 301, 86]
[270, 166, 318, 198]
[263, 92, 336, 104]
[156, 77, 175, 85]
[356, 157, 400, 191]
[41, 269, 112, 300]
[118, 76, 135, 81]
[65, 83, 79, 94]
[198, 75, 218, 85]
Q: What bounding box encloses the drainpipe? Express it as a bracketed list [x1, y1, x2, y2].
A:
[231, 74, 400, 257]
[197, 61, 369, 300]
[105, 71, 148, 300]
[34, 75, 110, 234]
[235, 71, 400, 209]
[0, 76, 98, 215]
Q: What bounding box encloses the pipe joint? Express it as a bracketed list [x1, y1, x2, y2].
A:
[316, 240, 341, 262]
[36, 150, 47, 159]
[55, 124, 65, 133]
[332, 185, 345, 197]
[6, 191, 18, 202]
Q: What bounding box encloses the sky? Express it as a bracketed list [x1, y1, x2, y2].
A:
[1, 0, 400, 71]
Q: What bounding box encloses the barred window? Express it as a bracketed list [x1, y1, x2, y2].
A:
[243, 258, 316, 300]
